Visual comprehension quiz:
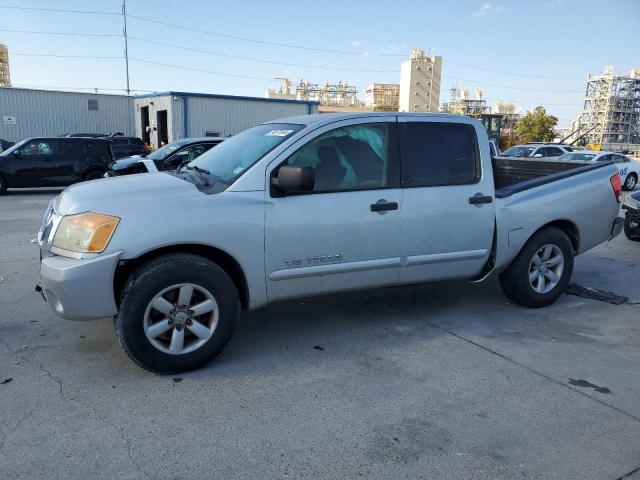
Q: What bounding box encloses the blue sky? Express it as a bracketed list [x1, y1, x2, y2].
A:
[1, 0, 638, 127]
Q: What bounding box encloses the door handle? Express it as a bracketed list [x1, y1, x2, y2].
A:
[370, 200, 398, 212]
[468, 194, 493, 205]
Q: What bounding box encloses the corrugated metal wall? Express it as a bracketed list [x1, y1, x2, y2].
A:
[185, 96, 315, 138]
[0, 88, 134, 142]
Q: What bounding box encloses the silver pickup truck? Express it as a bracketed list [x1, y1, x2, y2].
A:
[36, 113, 624, 373]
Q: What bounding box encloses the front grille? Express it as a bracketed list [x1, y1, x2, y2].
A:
[37, 201, 59, 252]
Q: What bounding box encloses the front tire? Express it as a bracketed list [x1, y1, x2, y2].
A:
[499, 227, 574, 308]
[0, 175, 7, 195]
[115, 254, 240, 374]
[623, 173, 637, 191]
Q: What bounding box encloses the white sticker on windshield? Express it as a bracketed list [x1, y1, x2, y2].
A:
[265, 129, 294, 137]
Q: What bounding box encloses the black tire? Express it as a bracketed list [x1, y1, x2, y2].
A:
[623, 173, 637, 191]
[114, 254, 240, 374]
[499, 227, 574, 308]
[84, 170, 105, 181]
[624, 214, 640, 241]
[0, 175, 7, 195]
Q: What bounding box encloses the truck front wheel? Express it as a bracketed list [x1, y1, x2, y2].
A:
[114, 254, 240, 374]
[499, 227, 574, 308]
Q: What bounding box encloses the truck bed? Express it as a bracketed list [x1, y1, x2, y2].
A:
[493, 157, 612, 198]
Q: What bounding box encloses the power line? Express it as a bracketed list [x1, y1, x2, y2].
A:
[445, 59, 582, 81]
[0, 4, 120, 15]
[11, 53, 123, 59]
[0, 28, 120, 37]
[129, 58, 279, 82]
[443, 73, 583, 93]
[126, 14, 406, 57]
[1, 6, 586, 82]
[10, 82, 153, 93]
[128, 36, 398, 73]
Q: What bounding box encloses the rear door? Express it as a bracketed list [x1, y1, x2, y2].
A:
[56, 139, 85, 183]
[397, 117, 495, 284]
[264, 118, 402, 302]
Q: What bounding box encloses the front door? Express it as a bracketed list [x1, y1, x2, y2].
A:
[10, 139, 61, 187]
[397, 116, 495, 284]
[265, 118, 402, 302]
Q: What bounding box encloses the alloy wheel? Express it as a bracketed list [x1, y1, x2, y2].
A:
[143, 283, 219, 355]
[528, 244, 564, 294]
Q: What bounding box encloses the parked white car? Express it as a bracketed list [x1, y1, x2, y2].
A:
[557, 150, 639, 190]
[501, 143, 572, 158]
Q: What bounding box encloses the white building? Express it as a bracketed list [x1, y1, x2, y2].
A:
[399, 48, 442, 113]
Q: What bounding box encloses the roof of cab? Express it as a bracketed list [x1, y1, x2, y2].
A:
[265, 112, 479, 128]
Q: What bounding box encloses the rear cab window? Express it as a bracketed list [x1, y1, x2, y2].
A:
[399, 122, 480, 187]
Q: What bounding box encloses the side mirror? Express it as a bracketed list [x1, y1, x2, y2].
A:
[13, 150, 22, 158]
[533, 153, 543, 158]
[273, 165, 314, 195]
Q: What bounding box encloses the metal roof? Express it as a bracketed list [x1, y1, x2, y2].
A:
[133, 91, 319, 106]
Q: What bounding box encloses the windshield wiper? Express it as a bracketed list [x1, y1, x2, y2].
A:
[185, 165, 212, 186]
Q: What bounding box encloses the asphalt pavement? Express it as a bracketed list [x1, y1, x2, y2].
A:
[1, 188, 639, 479]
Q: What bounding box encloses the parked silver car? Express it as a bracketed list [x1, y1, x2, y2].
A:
[37, 113, 623, 373]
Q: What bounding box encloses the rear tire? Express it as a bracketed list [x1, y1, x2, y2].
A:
[623, 173, 637, 191]
[0, 175, 7, 195]
[499, 227, 574, 308]
[114, 254, 240, 374]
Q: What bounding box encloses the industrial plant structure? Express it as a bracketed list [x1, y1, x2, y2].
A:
[0, 43, 10, 87]
[365, 83, 400, 111]
[399, 48, 442, 113]
[267, 78, 361, 111]
[440, 87, 489, 116]
[572, 66, 640, 146]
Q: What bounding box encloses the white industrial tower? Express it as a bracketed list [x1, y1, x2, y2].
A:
[399, 48, 442, 113]
[574, 66, 640, 145]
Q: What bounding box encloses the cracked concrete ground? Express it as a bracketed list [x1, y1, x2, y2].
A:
[1, 188, 639, 479]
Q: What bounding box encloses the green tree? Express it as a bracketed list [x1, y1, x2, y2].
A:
[515, 106, 558, 143]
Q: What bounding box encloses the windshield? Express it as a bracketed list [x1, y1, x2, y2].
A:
[146, 139, 191, 161]
[558, 152, 596, 161]
[502, 146, 535, 157]
[184, 123, 303, 184]
[0, 139, 28, 157]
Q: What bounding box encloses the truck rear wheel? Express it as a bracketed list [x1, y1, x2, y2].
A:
[499, 227, 574, 308]
[114, 254, 240, 374]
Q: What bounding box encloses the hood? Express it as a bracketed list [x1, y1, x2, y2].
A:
[55, 172, 201, 215]
[110, 155, 145, 170]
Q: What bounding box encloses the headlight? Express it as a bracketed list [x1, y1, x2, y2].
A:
[52, 212, 120, 253]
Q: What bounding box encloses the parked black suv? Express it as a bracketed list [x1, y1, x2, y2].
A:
[108, 136, 149, 159]
[107, 137, 224, 176]
[0, 137, 113, 194]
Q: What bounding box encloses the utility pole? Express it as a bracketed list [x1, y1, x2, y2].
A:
[122, 0, 130, 95]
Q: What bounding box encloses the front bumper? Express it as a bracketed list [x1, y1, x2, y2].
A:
[610, 217, 624, 240]
[37, 251, 122, 320]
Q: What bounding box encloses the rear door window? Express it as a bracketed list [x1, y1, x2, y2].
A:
[546, 147, 563, 157]
[59, 140, 84, 157]
[399, 122, 479, 187]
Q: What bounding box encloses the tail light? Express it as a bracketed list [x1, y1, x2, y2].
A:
[610, 172, 622, 203]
